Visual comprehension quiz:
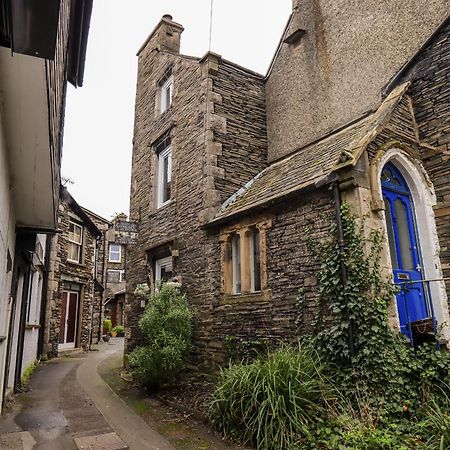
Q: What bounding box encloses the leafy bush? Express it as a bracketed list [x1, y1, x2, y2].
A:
[129, 284, 193, 389]
[208, 342, 332, 449]
[103, 319, 112, 334]
[112, 325, 124, 335]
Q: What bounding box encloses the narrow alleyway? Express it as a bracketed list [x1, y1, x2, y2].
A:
[0, 340, 174, 450]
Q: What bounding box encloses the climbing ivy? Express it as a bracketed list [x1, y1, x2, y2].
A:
[305, 203, 450, 417]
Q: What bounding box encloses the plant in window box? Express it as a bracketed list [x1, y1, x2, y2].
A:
[103, 319, 112, 342]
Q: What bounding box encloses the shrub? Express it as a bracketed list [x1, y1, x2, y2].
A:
[103, 319, 112, 335]
[129, 284, 193, 389]
[208, 342, 332, 449]
[112, 325, 124, 335]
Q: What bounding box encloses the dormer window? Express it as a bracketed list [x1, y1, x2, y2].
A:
[159, 73, 173, 113]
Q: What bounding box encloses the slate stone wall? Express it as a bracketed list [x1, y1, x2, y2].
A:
[46, 199, 97, 356]
[212, 61, 267, 203]
[126, 39, 207, 355]
[127, 19, 337, 364]
[208, 190, 334, 364]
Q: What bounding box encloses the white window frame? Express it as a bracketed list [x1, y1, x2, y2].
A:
[68, 221, 83, 263]
[109, 243, 121, 262]
[155, 256, 172, 285]
[160, 76, 173, 113]
[157, 145, 172, 208]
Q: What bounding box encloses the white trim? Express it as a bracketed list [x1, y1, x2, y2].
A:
[67, 221, 83, 263]
[155, 256, 172, 283]
[59, 290, 79, 349]
[109, 243, 121, 262]
[160, 76, 173, 113]
[376, 149, 450, 343]
[157, 145, 172, 208]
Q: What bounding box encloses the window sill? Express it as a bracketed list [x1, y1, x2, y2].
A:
[25, 323, 41, 330]
[151, 201, 173, 216]
[67, 260, 86, 268]
[219, 289, 271, 305]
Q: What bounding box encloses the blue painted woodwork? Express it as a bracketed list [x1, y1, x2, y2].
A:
[381, 163, 431, 341]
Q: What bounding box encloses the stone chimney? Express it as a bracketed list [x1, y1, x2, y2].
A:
[137, 14, 184, 56]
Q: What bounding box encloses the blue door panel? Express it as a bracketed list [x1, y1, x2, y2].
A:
[381, 163, 430, 341]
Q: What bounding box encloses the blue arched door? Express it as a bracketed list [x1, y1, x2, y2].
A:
[381, 163, 430, 340]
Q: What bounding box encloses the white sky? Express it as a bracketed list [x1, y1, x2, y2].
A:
[61, 0, 292, 220]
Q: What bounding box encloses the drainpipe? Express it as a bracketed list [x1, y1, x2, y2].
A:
[333, 182, 355, 356]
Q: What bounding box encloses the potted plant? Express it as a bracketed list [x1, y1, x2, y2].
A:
[112, 325, 124, 337]
[103, 319, 112, 342]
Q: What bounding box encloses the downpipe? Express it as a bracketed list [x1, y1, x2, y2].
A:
[333, 182, 355, 356]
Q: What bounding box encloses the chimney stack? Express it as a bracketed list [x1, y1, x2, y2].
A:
[138, 14, 184, 56]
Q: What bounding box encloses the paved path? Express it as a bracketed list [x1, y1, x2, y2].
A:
[0, 339, 174, 450]
[77, 341, 175, 450]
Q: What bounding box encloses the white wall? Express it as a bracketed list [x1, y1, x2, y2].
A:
[0, 108, 16, 409]
[22, 234, 46, 373]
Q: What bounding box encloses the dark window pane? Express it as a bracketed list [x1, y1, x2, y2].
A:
[394, 199, 414, 271]
[252, 228, 261, 291]
[232, 234, 241, 294]
[384, 198, 398, 269]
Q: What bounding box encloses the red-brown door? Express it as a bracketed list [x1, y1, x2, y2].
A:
[59, 291, 79, 348]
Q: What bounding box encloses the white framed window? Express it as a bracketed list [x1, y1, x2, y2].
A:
[109, 243, 121, 262]
[231, 234, 241, 294]
[157, 145, 172, 208]
[155, 256, 173, 286]
[160, 75, 173, 113]
[68, 221, 83, 263]
[107, 269, 125, 283]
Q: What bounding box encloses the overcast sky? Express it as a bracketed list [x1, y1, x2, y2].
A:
[61, 0, 291, 220]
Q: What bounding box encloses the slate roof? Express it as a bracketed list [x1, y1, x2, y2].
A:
[209, 83, 410, 226]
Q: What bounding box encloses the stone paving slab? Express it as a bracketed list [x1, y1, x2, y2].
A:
[74, 432, 128, 450]
[0, 430, 36, 449]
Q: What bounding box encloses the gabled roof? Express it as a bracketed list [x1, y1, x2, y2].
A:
[208, 83, 411, 226]
[61, 187, 102, 238]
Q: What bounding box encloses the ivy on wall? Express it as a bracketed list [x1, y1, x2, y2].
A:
[300, 203, 450, 417]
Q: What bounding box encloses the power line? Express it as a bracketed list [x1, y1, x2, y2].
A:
[209, 0, 214, 51]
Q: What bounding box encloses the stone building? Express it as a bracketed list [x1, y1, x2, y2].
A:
[0, 0, 92, 408]
[126, 3, 450, 366]
[104, 214, 128, 329]
[44, 188, 102, 357]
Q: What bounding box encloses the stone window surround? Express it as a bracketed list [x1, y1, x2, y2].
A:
[219, 215, 272, 303]
[67, 218, 84, 264]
